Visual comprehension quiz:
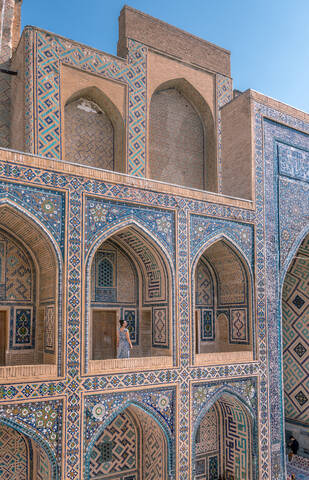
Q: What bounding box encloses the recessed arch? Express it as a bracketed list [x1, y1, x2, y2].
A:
[0, 418, 58, 479]
[192, 235, 254, 365]
[281, 232, 309, 456]
[85, 401, 172, 480]
[192, 388, 256, 480]
[149, 77, 217, 191]
[64, 86, 125, 173]
[0, 201, 63, 377]
[85, 221, 175, 373]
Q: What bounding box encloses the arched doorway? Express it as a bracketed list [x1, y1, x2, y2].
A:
[87, 225, 173, 373]
[0, 423, 54, 479]
[282, 233, 309, 457]
[88, 405, 168, 479]
[193, 238, 253, 365]
[194, 393, 253, 479]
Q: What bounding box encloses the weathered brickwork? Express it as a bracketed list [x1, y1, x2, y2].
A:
[0, 4, 307, 480]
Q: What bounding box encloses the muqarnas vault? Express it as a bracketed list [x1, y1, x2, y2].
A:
[0, 1, 308, 479]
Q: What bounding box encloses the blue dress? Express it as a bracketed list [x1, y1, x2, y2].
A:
[117, 328, 130, 358]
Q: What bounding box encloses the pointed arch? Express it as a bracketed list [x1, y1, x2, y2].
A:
[0, 417, 58, 479]
[192, 387, 257, 480]
[192, 235, 254, 364]
[64, 86, 125, 173]
[281, 230, 309, 448]
[85, 400, 173, 479]
[84, 220, 175, 373]
[149, 77, 217, 191]
[0, 201, 63, 375]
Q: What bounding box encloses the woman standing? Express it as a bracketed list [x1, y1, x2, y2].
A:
[116, 320, 133, 358]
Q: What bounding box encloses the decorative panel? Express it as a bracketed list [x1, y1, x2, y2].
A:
[11, 307, 34, 349]
[0, 425, 28, 480]
[44, 305, 55, 353]
[230, 308, 249, 344]
[152, 307, 168, 348]
[200, 309, 214, 342]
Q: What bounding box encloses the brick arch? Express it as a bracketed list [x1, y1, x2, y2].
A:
[86, 402, 171, 480]
[0, 419, 57, 479]
[149, 77, 216, 191]
[192, 235, 254, 361]
[64, 86, 125, 172]
[193, 389, 256, 480]
[0, 202, 62, 374]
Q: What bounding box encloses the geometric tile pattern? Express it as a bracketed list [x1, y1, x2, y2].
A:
[0, 230, 33, 302]
[152, 307, 168, 347]
[230, 308, 249, 343]
[278, 143, 309, 182]
[282, 234, 309, 425]
[0, 425, 28, 480]
[261, 109, 309, 478]
[26, 30, 147, 177]
[37, 442, 52, 480]
[89, 411, 137, 477]
[44, 305, 55, 353]
[200, 310, 214, 341]
[219, 395, 251, 480]
[13, 308, 33, 347]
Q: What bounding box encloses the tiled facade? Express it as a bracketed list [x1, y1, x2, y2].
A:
[0, 3, 308, 480]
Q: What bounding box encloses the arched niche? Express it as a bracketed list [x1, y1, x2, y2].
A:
[87, 405, 169, 480]
[149, 78, 217, 191]
[86, 225, 173, 373]
[0, 423, 55, 479]
[282, 233, 309, 456]
[194, 393, 254, 479]
[193, 238, 253, 365]
[0, 204, 62, 379]
[64, 86, 125, 173]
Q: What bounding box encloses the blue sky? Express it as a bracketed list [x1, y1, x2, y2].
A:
[21, 0, 309, 113]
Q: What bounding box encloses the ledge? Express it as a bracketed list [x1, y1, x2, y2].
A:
[0, 364, 57, 382]
[195, 350, 254, 366]
[88, 355, 173, 374]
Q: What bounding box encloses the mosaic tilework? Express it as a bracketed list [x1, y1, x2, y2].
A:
[260, 110, 309, 478]
[44, 305, 55, 353]
[278, 142, 309, 182]
[195, 260, 213, 306]
[89, 411, 137, 477]
[219, 396, 251, 479]
[0, 424, 28, 480]
[190, 214, 254, 267]
[216, 74, 233, 193]
[85, 197, 175, 259]
[279, 177, 309, 269]
[24, 30, 147, 176]
[0, 229, 33, 302]
[136, 406, 167, 480]
[0, 181, 66, 256]
[13, 308, 33, 347]
[85, 387, 175, 478]
[37, 442, 52, 480]
[152, 306, 168, 347]
[200, 310, 214, 341]
[124, 310, 137, 344]
[283, 235, 309, 425]
[230, 308, 248, 343]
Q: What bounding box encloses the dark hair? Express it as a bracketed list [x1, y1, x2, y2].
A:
[119, 319, 125, 327]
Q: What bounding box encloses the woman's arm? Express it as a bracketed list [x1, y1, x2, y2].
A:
[126, 330, 133, 349]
